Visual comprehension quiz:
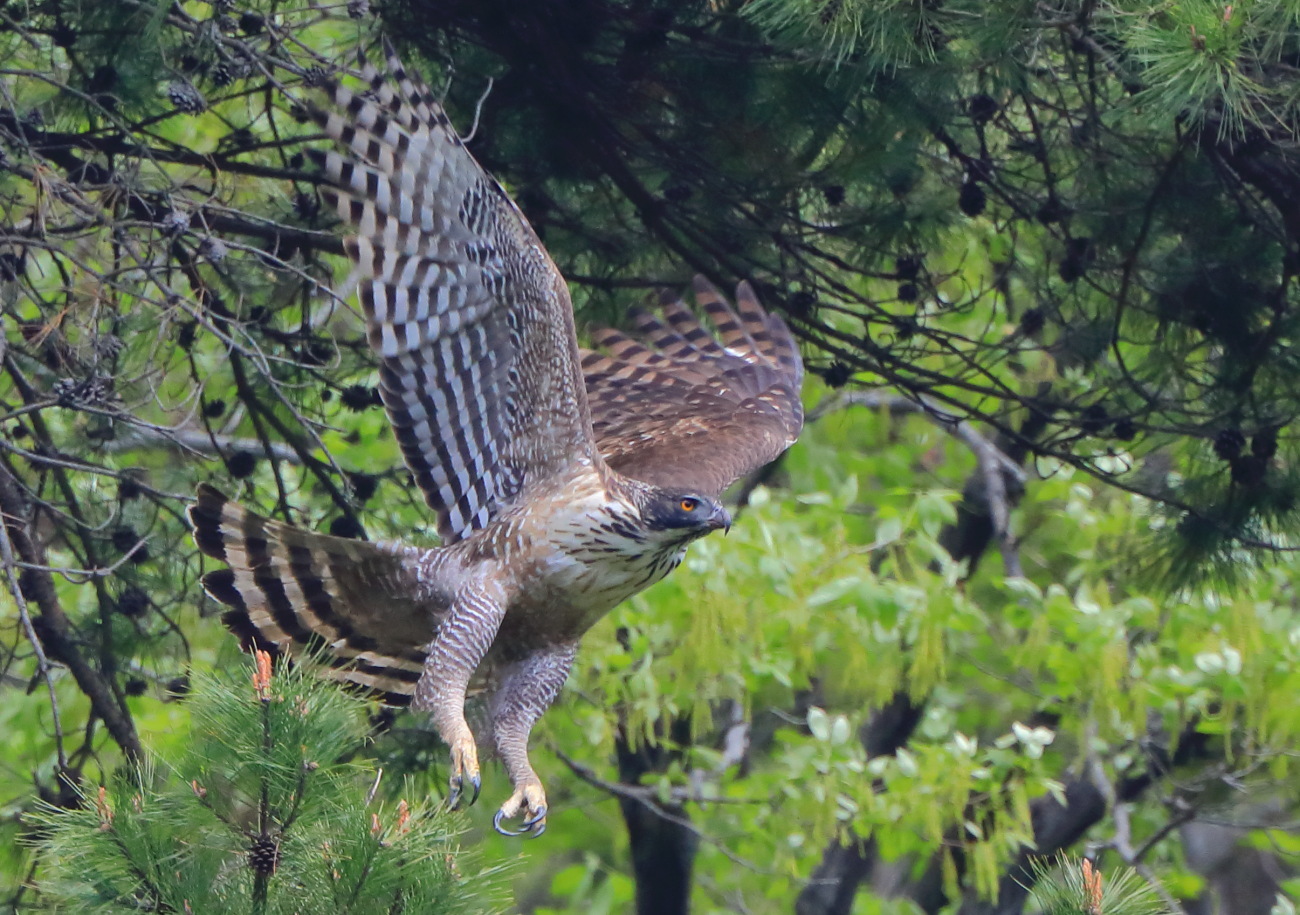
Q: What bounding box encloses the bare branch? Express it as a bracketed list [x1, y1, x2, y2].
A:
[0, 461, 141, 763]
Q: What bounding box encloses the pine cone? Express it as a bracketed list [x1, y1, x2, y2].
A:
[211, 59, 249, 87]
[302, 66, 330, 88]
[959, 180, 986, 217]
[1212, 428, 1246, 461]
[52, 22, 77, 48]
[167, 81, 207, 114]
[329, 516, 364, 539]
[226, 450, 257, 479]
[247, 834, 280, 876]
[1252, 428, 1279, 460]
[895, 255, 921, 280]
[822, 361, 852, 388]
[52, 374, 116, 407]
[1020, 308, 1046, 336]
[341, 384, 381, 411]
[968, 93, 999, 125]
[1036, 198, 1068, 225]
[161, 210, 191, 236]
[93, 334, 124, 359]
[199, 237, 228, 262]
[1079, 404, 1109, 435]
[1058, 237, 1094, 283]
[1111, 419, 1137, 441]
[349, 472, 378, 503]
[1231, 453, 1269, 486]
[115, 587, 150, 618]
[118, 472, 145, 501]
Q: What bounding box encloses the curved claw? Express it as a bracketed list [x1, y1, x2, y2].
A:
[492, 807, 523, 836]
[447, 769, 481, 810]
[445, 736, 481, 810]
[492, 781, 548, 838]
[522, 805, 548, 830]
[493, 804, 547, 838]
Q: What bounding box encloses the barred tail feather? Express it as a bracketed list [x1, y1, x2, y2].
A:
[188, 484, 433, 705]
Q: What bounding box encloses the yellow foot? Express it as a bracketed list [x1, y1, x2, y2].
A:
[493, 780, 548, 838]
[446, 736, 480, 809]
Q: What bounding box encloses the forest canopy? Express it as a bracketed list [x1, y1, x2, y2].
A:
[1, 1, 1298, 913]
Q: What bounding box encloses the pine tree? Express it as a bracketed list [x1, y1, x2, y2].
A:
[25, 652, 503, 914]
[1028, 857, 1173, 915]
[381, 0, 1300, 584]
[5, 3, 1300, 913]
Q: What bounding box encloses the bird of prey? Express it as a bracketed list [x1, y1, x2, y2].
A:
[188, 42, 803, 837]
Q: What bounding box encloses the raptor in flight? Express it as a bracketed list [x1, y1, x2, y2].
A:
[189, 42, 803, 836]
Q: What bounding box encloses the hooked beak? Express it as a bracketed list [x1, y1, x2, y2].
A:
[707, 505, 732, 535]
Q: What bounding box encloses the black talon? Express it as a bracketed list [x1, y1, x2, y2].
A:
[446, 772, 481, 810]
[493, 808, 526, 837]
[493, 803, 547, 837]
[522, 805, 547, 830]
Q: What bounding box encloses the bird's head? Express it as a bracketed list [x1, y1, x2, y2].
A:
[641, 489, 731, 542]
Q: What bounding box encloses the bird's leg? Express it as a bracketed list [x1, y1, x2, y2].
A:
[412, 583, 507, 810]
[489, 641, 578, 837]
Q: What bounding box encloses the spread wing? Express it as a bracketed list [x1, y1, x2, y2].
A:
[310, 42, 597, 543]
[581, 277, 804, 497]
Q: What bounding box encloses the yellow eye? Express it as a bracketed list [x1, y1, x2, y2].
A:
[680, 498, 697, 512]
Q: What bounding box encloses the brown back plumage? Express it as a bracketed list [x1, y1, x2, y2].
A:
[188, 484, 433, 704]
[308, 41, 599, 543]
[582, 277, 804, 496]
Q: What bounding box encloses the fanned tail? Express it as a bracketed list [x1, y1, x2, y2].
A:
[188, 484, 436, 705]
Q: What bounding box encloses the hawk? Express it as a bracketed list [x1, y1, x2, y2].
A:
[188, 42, 803, 837]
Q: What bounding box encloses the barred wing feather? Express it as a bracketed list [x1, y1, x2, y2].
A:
[581, 277, 804, 496]
[310, 42, 597, 543]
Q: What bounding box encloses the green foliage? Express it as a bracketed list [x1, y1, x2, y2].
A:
[27, 654, 503, 914]
[454, 404, 1298, 910]
[4, 1, 1300, 912]
[745, 0, 945, 70]
[1028, 856, 1171, 915]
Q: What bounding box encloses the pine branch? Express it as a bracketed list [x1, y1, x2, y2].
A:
[26, 653, 504, 913]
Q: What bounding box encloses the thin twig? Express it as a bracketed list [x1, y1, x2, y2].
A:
[1086, 752, 1187, 914]
[0, 477, 67, 770]
[463, 77, 494, 144]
